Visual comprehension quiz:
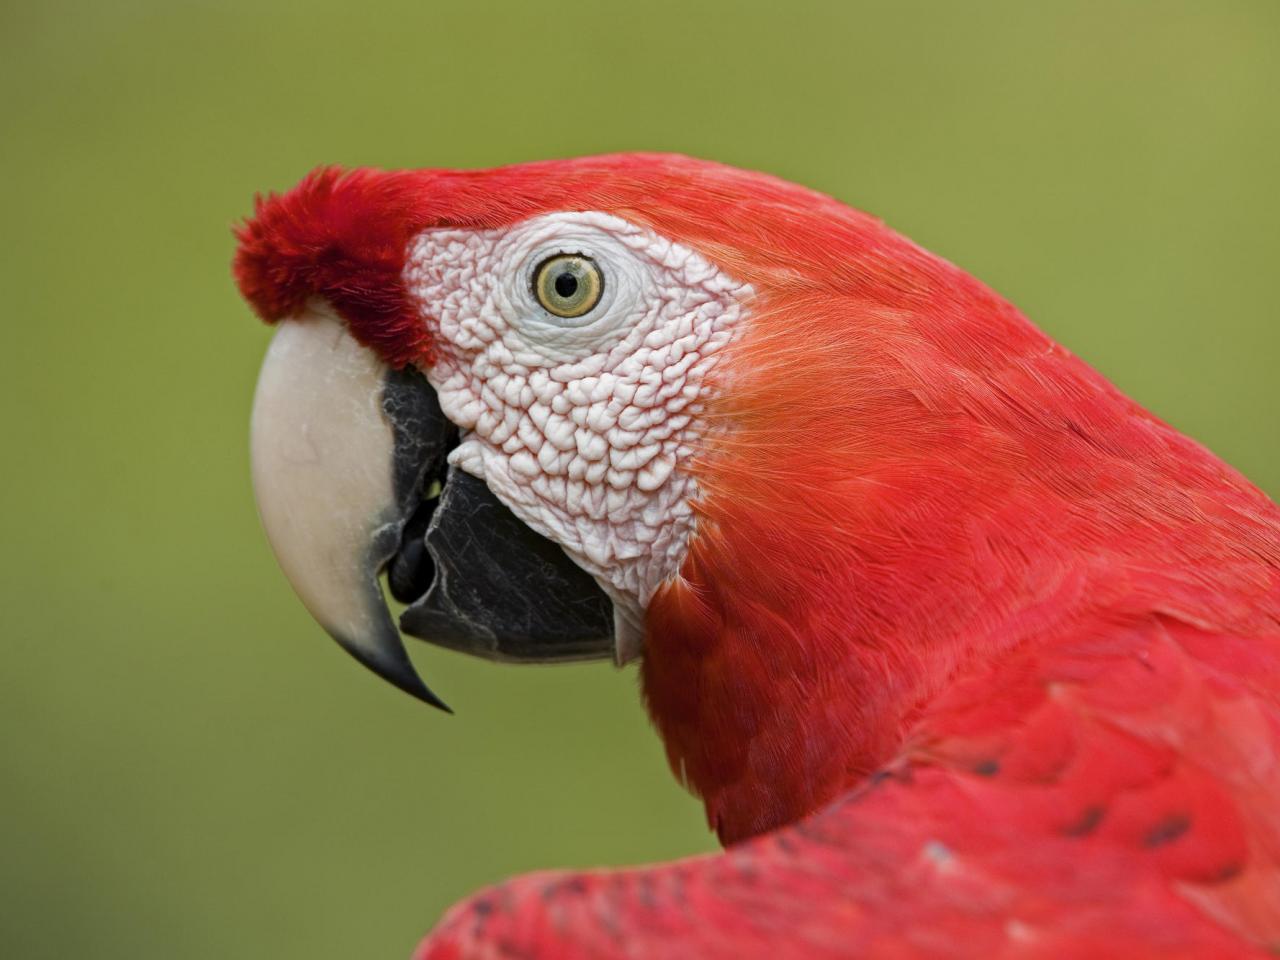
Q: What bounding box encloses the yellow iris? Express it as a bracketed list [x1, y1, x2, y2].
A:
[533, 254, 603, 318]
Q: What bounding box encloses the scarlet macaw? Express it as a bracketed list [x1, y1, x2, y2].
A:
[235, 155, 1280, 958]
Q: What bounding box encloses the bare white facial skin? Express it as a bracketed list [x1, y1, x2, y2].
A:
[404, 212, 752, 660]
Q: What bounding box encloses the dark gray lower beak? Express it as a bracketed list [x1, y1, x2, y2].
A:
[395, 469, 616, 662]
[250, 309, 614, 709]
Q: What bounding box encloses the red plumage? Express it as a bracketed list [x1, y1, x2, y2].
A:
[235, 155, 1280, 957]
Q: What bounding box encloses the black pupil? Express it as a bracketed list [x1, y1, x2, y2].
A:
[554, 271, 578, 298]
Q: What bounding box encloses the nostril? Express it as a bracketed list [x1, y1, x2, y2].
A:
[387, 437, 452, 606]
[388, 497, 437, 604]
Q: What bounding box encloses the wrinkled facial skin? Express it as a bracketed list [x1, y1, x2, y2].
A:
[405, 212, 753, 658]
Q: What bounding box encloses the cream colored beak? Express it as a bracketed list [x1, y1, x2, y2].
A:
[249, 307, 449, 709]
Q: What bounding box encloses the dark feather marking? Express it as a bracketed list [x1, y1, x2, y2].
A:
[635, 871, 658, 911]
[1062, 805, 1106, 837]
[1144, 814, 1191, 848]
[1208, 861, 1245, 883]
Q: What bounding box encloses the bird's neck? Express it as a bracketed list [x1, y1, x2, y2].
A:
[641, 296, 1280, 846]
[643, 440, 1069, 843]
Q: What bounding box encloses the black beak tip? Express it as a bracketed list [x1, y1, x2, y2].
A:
[397, 675, 454, 714]
[333, 632, 453, 714]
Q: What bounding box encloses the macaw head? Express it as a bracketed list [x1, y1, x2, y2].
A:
[237, 155, 771, 706]
[238, 154, 832, 700]
[237, 154, 1128, 838]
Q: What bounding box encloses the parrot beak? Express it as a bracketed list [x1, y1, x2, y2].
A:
[250, 307, 450, 708]
[250, 307, 614, 709]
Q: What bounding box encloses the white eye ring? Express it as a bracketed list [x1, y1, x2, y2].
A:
[493, 214, 652, 362]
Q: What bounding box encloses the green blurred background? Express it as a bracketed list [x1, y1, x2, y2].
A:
[3, 1, 1277, 956]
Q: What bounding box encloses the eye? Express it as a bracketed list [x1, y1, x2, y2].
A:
[532, 254, 604, 319]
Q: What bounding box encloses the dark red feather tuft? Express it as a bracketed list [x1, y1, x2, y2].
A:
[232, 165, 435, 366]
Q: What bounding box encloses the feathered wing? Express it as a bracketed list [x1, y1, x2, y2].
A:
[417, 611, 1280, 959]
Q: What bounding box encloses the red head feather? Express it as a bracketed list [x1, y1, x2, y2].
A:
[233, 166, 440, 366]
[232, 153, 923, 364]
